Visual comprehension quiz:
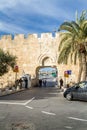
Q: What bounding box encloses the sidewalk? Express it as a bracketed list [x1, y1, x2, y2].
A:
[0, 86, 31, 97]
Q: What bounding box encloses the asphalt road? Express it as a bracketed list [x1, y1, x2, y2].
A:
[0, 87, 87, 130]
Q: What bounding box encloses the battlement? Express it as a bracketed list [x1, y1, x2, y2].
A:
[0, 35, 12, 40]
[0, 32, 59, 40]
[40, 33, 52, 39]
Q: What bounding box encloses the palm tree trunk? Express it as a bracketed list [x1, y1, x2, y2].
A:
[77, 57, 82, 82]
[82, 53, 87, 81]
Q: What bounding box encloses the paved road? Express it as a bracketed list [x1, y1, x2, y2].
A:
[0, 87, 87, 130]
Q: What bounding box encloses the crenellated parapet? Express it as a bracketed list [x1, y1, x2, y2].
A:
[0, 32, 59, 42]
[0, 35, 12, 40]
[14, 34, 24, 40]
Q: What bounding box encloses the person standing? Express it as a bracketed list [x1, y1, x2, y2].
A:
[43, 79, 47, 87]
[59, 78, 63, 89]
[39, 79, 42, 87]
[25, 77, 28, 89]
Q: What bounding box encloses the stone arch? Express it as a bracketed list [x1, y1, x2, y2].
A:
[35, 54, 57, 85]
[35, 65, 58, 87]
[38, 53, 57, 66]
[42, 56, 53, 66]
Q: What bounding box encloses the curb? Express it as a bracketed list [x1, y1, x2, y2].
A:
[0, 87, 32, 97]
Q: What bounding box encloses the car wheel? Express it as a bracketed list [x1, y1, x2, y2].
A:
[66, 93, 72, 101]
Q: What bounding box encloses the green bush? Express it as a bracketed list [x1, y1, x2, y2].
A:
[0, 49, 17, 76]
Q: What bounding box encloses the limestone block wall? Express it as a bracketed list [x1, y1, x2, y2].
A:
[0, 32, 79, 87]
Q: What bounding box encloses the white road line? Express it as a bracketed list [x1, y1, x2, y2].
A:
[42, 111, 56, 116]
[64, 126, 73, 129]
[24, 97, 35, 105]
[0, 97, 35, 106]
[0, 102, 24, 105]
[68, 117, 87, 122]
[25, 106, 34, 109]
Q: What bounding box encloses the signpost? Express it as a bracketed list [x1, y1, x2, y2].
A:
[64, 71, 69, 78]
[13, 65, 19, 86]
[64, 70, 72, 85]
[67, 70, 72, 75]
[13, 65, 19, 73]
[64, 70, 72, 77]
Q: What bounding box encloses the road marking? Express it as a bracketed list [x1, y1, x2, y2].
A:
[25, 106, 33, 109]
[0, 102, 24, 105]
[24, 97, 35, 105]
[42, 111, 56, 115]
[64, 126, 73, 129]
[68, 117, 87, 122]
[0, 97, 35, 106]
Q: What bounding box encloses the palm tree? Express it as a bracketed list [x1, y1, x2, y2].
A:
[58, 10, 87, 82]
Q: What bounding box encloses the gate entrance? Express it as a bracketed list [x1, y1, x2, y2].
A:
[38, 66, 58, 87]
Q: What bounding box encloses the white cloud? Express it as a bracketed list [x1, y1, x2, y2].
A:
[0, 0, 72, 20]
[0, 21, 29, 34]
[0, 0, 86, 34]
[0, 0, 17, 10]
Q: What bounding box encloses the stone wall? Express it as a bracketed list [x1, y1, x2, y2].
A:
[0, 32, 79, 88]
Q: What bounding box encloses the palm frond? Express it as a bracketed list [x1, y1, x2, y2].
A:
[59, 22, 74, 33]
[80, 10, 87, 22]
[71, 21, 81, 36]
[58, 44, 71, 64]
[58, 33, 72, 51]
[59, 38, 72, 51]
[75, 10, 79, 24]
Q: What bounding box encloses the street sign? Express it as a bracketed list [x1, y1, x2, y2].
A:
[67, 70, 72, 75]
[13, 65, 19, 72]
[64, 71, 69, 77]
[52, 72, 57, 77]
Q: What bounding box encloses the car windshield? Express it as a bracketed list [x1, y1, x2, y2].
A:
[77, 81, 87, 88]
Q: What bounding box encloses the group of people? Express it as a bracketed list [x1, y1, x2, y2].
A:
[39, 77, 75, 89]
[39, 79, 47, 87]
[39, 78, 64, 88]
[15, 77, 28, 89]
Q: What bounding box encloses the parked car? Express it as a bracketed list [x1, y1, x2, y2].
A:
[63, 81, 87, 101]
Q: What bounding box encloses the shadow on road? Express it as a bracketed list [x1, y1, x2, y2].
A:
[0, 87, 61, 101]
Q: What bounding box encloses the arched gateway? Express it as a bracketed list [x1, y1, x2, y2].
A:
[36, 55, 58, 87]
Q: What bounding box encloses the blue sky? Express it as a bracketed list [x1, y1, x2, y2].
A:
[0, 0, 87, 35]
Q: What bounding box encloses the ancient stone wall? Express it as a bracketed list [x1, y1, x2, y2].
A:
[0, 33, 79, 87]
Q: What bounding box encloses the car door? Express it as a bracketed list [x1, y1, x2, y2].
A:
[72, 86, 83, 100]
[80, 82, 87, 101]
[77, 82, 87, 101]
[77, 87, 85, 100]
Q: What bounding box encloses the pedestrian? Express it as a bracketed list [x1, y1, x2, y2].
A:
[19, 78, 22, 89]
[24, 77, 28, 89]
[59, 78, 63, 89]
[39, 79, 42, 87]
[43, 79, 47, 87]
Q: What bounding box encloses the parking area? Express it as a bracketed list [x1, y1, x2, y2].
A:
[0, 87, 87, 130]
